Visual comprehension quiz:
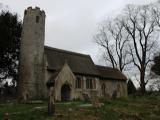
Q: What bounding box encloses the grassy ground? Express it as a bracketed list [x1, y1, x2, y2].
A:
[100, 94, 160, 120]
[0, 94, 160, 120]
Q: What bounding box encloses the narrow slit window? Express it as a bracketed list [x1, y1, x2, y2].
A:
[36, 16, 39, 23]
[24, 10, 27, 15]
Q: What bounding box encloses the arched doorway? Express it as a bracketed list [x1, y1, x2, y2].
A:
[61, 84, 71, 101]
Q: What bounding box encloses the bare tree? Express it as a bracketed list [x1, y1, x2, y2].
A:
[153, 8, 160, 28]
[121, 5, 158, 94]
[94, 19, 131, 72]
[152, 2, 160, 29]
[95, 3, 160, 94]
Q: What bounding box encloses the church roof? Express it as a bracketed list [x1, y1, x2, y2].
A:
[44, 46, 99, 76]
[96, 65, 127, 81]
[44, 46, 127, 80]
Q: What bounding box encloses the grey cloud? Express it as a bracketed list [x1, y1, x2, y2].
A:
[0, 0, 157, 64]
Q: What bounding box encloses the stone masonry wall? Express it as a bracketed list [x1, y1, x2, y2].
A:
[18, 7, 46, 100]
[99, 79, 127, 99]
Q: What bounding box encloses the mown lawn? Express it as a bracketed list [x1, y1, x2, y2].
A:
[0, 94, 160, 120]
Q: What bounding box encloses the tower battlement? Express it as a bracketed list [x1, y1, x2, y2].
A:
[24, 6, 45, 16]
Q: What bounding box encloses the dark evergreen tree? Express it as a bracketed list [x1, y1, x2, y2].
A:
[151, 55, 160, 76]
[0, 11, 22, 86]
[127, 79, 136, 95]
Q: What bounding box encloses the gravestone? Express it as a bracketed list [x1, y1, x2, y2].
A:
[91, 91, 100, 108]
[111, 90, 117, 100]
[82, 93, 90, 102]
[48, 87, 55, 115]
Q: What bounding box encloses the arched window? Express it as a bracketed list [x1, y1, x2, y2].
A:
[86, 78, 93, 89]
[76, 77, 82, 89]
[101, 83, 106, 96]
[117, 84, 121, 91]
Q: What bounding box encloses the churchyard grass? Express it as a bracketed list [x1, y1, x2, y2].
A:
[0, 94, 160, 120]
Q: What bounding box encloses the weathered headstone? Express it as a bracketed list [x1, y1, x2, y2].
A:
[3, 113, 8, 120]
[91, 91, 100, 117]
[48, 87, 55, 115]
[91, 91, 100, 108]
[82, 93, 90, 102]
[111, 90, 117, 100]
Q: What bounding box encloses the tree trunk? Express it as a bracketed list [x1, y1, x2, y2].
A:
[140, 68, 146, 94]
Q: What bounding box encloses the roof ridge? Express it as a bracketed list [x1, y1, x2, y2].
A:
[96, 65, 118, 70]
[44, 46, 90, 58]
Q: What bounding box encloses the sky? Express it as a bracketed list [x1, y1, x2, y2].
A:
[0, 0, 157, 64]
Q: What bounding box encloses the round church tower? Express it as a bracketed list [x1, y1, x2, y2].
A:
[19, 7, 46, 100]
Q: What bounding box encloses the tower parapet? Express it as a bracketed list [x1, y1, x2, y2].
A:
[19, 6, 46, 100]
[24, 6, 45, 16]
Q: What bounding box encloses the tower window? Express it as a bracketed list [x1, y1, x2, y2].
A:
[24, 10, 27, 15]
[36, 16, 39, 23]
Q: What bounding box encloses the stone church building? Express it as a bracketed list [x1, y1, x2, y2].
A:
[18, 7, 127, 101]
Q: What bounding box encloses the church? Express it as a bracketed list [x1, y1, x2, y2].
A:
[18, 7, 127, 101]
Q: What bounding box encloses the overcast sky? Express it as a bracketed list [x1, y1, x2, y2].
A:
[0, 0, 157, 64]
